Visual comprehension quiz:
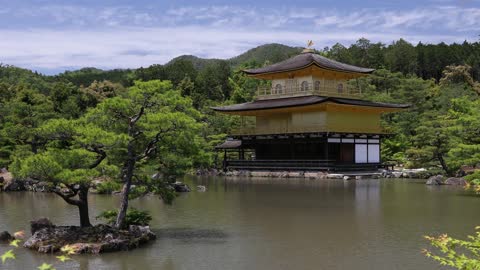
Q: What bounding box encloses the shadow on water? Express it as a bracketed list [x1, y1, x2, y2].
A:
[455, 191, 480, 198]
[154, 228, 229, 244]
[409, 181, 428, 185]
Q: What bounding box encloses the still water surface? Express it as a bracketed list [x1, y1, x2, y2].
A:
[0, 177, 479, 270]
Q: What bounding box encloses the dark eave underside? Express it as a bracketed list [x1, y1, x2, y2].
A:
[212, 96, 410, 112]
[215, 140, 242, 149]
[215, 139, 242, 149]
[243, 53, 375, 75]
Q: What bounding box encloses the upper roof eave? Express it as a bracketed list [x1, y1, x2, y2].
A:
[243, 62, 375, 77]
[211, 95, 410, 113]
[242, 52, 375, 76]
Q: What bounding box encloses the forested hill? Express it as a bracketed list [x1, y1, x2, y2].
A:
[51, 39, 480, 88]
[166, 55, 223, 70]
[164, 43, 302, 70]
[227, 43, 303, 67]
[1, 38, 480, 176]
[52, 43, 303, 87]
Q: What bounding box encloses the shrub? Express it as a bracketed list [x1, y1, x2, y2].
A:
[128, 185, 148, 200]
[465, 170, 480, 183]
[96, 208, 152, 228]
[410, 168, 445, 179]
[95, 181, 122, 194]
[413, 170, 432, 179]
[465, 171, 480, 194]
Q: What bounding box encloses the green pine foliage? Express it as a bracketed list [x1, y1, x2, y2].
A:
[5, 78, 211, 227]
[95, 180, 123, 194]
[357, 63, 480, 175]
[96, 208, 152, 227]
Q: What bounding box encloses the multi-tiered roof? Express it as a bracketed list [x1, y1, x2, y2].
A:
[243, 50, 375, 76]
[213, 50, 408, 114]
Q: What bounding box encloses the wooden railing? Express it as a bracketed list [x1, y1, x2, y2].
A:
[227, 159, 336, 170]
[231, 125, 385, 136]
[256, 82, 361, 100]
[226, 159, 381, 171]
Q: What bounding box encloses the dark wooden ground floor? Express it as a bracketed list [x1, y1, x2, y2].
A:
[217, 133, 385, 171]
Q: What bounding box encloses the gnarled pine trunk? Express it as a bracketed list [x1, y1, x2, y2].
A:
[78, 186, 92, 227]
[437, 153, 452, 177]
[115, 144, 136, 229]
[54, 184, 92, 228]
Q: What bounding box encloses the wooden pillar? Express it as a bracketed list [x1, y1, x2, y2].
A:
[324, 137, 329, 161]
[339, 136, 343, 163]
[290, 136, 295, 160]
[379, 137, 382, 164]
[223, 150, 227, 172]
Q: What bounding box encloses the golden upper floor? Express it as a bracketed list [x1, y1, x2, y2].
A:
[231, 106, 385, 135]
[212, 49, 409, 136]
[256, 77, 361, 100]
[243, 50, 374, 100]
[212, 96, 410, 135]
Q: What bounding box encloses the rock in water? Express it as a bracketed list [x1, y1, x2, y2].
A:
[1, 170, 23, 191]
[444, 177, 467, 186]
[426, 175, 444, 185]
[392, 171, 403, 178]
[30, 218, 54, 235]
[128, 225, 157, 242]
[327, 174, 344, 179]
[173, 182, 191, 192]
[0, 231, 13, 242]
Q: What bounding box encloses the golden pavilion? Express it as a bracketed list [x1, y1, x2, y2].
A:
[213, 46, 409, 171]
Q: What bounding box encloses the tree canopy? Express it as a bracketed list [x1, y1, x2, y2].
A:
[8, 80, 210, 227]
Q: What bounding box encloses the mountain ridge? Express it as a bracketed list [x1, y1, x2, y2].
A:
[165, 43, 303, 70]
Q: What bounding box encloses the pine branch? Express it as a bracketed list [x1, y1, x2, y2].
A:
[52, 189, 81, 206]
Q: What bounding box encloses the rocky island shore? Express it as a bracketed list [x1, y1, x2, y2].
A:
[1, 218, 156, 254]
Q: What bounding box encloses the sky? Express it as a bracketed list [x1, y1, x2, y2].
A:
[0, 0, 479, 74]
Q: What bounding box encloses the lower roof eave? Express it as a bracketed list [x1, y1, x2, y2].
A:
[230, 131, 392, 139]
[211, 95, 410, 114]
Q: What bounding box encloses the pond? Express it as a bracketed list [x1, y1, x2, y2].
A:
[0, 177, 478, 270]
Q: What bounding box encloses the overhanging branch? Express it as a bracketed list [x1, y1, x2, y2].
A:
[53, 189, 81, 206]
[83, 144, 107, 169]
[136, 124, 178, 161]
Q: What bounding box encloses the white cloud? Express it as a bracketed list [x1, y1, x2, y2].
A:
[5, 4, 480, 31]
[0, 26, 468, 73]
[0, 4, 479, 73]
[312, 6, 480, 31]
[6, 2, 480, 31]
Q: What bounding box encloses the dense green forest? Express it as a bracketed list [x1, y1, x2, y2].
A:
[1, 38, 480, 177]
